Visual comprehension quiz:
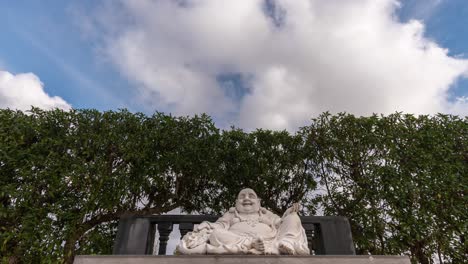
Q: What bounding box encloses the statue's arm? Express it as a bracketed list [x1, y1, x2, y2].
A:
[213, 211, 232, 229]
[259, 208, 282, 228]
[282, 203, 300, 217]
[272, 203, 300, 228]
[273, 213, 282, 228]
[196, 211, 232, 231]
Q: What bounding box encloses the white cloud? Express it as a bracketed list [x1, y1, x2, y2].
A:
[84, 0, 468, 130]
[0, 71, 71, 111]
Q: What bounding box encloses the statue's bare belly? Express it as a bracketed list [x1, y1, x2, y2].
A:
[229, 222, 274, 237]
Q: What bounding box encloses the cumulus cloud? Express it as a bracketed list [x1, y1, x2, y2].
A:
[0, 71, 71, 111]
[83, 0, 468, 130]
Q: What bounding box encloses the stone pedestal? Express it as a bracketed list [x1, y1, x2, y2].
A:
[74, 255, 410, 264]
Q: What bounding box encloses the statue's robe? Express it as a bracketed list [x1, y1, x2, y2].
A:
[177, 207, 310, 255]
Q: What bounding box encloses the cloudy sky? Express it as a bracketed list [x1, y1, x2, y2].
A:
[1, 0, 467, 130]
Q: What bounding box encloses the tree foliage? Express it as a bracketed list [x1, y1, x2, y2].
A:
[301, 113, 467, 263]
[0, 109, 222, 263]
[0, 109, 466, 263]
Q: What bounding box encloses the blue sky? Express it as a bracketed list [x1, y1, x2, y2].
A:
[398, 0, 468, 101]
[0, 0, 467, 130]
[0, 0, 133, 110]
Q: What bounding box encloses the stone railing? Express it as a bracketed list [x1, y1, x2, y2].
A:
[113, 215, 355, 255]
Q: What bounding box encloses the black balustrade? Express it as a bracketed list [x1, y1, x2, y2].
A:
[113, 215, 355, 255]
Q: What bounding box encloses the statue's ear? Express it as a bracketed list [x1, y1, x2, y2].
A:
[260, 208, 268, 214]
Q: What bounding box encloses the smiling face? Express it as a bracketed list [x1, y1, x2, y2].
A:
[235, 188, 261, 214]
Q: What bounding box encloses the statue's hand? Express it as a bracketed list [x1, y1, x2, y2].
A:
[283, 203, 300, 217]
[195, 222, 211, 231]
[253, 237, 265, 253]
[184, 229, 210, 249]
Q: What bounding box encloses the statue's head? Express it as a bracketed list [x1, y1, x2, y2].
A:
[235, 188, 261, 214]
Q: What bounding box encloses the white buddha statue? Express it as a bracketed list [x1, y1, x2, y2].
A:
[176, 188, 310, 255]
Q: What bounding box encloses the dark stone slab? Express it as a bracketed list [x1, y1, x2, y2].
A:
[112, 217, 153, 255]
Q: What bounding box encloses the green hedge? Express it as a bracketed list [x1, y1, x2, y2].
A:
[0, 109, 466, 263]
[302, 113, 467, 264]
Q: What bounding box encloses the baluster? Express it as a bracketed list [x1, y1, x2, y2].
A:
[179, 222, 194, 239]
[303, 223, 315, 254]
[157, 222, 173, 255]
